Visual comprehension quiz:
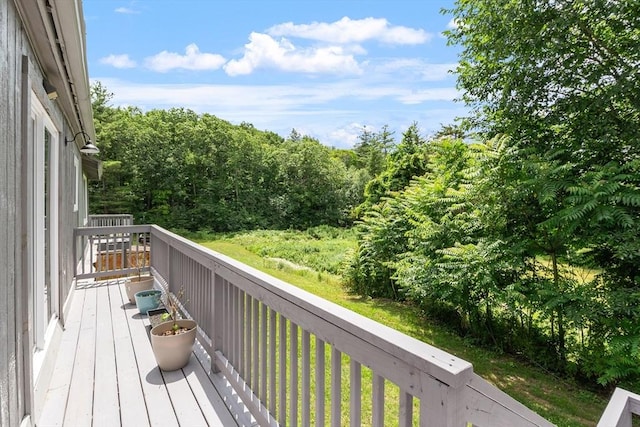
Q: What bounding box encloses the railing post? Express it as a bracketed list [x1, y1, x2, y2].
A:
[597, 387, 640, 427]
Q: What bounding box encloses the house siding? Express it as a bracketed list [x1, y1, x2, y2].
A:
[1, 0, 27, 424]
[1, 0, 94, 425]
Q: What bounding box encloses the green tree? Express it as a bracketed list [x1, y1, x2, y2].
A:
[357, 122, 431, 215]
[446, 0, 640, 165]
[445, 0, 640, 384]
[353, 125, 395, 178]
[274, 137, 349, 228]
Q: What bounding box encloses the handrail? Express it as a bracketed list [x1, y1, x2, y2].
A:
[597, 388, 640, 427]
[87, 214, 134, 227]
[73, 224, 556, 426]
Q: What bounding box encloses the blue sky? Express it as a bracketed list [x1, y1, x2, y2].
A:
[84, 0, 465, 148]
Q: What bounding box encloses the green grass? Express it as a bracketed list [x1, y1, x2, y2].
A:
[194, 229, 610, 427]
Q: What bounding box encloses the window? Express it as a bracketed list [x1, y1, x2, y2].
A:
[30, 91, 60, 354]
[73, 156, 79, 212]
[83, 175, 88, 226]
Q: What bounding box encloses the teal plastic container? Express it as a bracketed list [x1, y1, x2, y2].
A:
[134, 289, 162, 315]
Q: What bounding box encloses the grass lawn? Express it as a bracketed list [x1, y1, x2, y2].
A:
[193, 229, 610, 427]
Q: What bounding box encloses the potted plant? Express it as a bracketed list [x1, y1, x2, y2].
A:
[150, 288, 197, 371]
[124, 267, 154, 304]
[134, 289, 162, 315]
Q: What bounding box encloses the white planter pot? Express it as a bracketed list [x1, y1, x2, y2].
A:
[150, 319, 197, 371]
[124, 276, 154, 304]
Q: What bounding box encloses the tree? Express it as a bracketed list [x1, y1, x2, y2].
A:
[445, 0, 640, 383]
[353, 125, 395, 178]
[274, 137, 349, 228]
[355, 122, 431, 216]
[445, 0, 640, 165]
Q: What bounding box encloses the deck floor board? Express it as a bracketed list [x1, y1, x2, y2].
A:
[118, 282, 179, 427]
[38, 280, 241, 427]
[63, 283, 97, 426]
[38, 288, 85, 427]
[92, 284, 120, 427]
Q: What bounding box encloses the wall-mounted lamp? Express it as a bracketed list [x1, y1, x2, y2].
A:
[43, 79, 58, 100]
[65, 131, 100, 154]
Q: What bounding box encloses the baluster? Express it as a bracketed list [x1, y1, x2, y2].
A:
[315, 338, 325, 427]
[290, 322, 298, 427]
[269, 307, 277, 415]
[399, 391, 413, 427]
[260, 303, 267, 402]
[331, 346, 341, 426]
[252, 297, 259, 393]
[238, 289, 245, 376]
[372, 374, 385, 427]
[230, 285, 238, 367]
[245, 293, 251, 385]
[350, 359, 361, 427]
[301, 330, 310, 427]
[279, 314, 287, 425]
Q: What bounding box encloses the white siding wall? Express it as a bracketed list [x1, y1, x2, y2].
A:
[0, 1, 93, 425]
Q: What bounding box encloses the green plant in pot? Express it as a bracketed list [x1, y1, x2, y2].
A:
[125, 266, 154, 304]
[150, 287, 197, 371]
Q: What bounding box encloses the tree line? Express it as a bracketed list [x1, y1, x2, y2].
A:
[90, 82, 389, 231]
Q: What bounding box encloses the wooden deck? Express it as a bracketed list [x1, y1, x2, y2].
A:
[38, 279, 255, 427]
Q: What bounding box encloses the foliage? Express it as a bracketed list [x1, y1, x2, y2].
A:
[352, 125, 395, 178]
[347, 129, 640, 387]
[438, 0, 640, 385]
[445, 0, 640, 165]
[354, 122, 432, 217]
[192, 226, 356, 276]
[89, 85, 364, 231]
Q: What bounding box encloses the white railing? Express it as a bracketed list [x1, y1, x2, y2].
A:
[87, 214, 134, 227]
[597, 388, 640, 427]
[149, 225, 554, 427]
[73, 225, 151, 280]
[73, 223, 556, 426]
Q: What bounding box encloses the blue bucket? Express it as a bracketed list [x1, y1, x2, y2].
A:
[134, 289, 162, 315]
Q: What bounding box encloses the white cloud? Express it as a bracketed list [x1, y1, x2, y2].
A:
[145, 44, 226, 72]
[115, 7, 139, 14]
[224, 32, 362, 76]
[328, 123, 364, 148]
[396, 88, 460, 104]
[373, 59, 457, 81]
[90, 78, 464, 147]
[446, 18, 459, 29]
[100, 54, 137, 68]
[91, 78, 459, 115]
[267, 17, 431, 45]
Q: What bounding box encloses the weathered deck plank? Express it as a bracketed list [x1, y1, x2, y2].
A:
[117, 282, 178, 426]
[93, 284, 120, 427]
[38, 289, 85, 426]
[38, 280, 240, 426]
[63, 283, 98, 426]
[110, 281, 151, 427]
[183, 353, 246, 427]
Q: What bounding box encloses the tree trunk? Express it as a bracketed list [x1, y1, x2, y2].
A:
[552, 252, 566, 367]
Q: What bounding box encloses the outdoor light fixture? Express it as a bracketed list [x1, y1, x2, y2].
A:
[43, 79, 58, 100]
[65, 130, 100, 154]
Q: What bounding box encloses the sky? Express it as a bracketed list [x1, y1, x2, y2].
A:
[83, 0, 466, 148]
